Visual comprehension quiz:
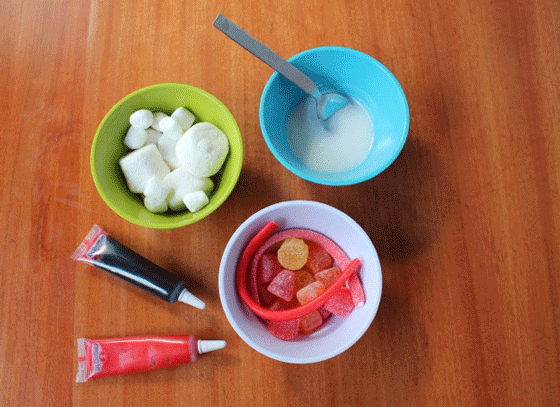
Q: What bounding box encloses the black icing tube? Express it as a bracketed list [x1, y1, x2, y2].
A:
[72, 225, 205, 309]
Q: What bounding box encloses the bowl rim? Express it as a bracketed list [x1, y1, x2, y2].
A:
[90, 83, 243, 229]
[259, 46, 410, 186]
[218, 200, 383, 363]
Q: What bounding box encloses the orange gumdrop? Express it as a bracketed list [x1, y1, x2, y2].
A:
[277, 238, 309, 270]
[296, 281, 326, 305]
[299, 310, 323, 335]
[314, 266, 342, 288]
[294, 269, 315, 292]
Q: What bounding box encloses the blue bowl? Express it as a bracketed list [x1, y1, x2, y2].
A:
[259, 46, 409, 186]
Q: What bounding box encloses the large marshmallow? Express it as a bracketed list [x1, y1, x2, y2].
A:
[175, 122, 229, 177]
[151, 112, 169, 132]
[130, 109, 154, 129]
[143, 176, 171, 213]
[123, 126, 147, 149]
[183, 190, 209, 212]
[119, 144, 170, 193]
[171, 107, 196, 132]
[157, 135, 181, 170]
[163, 166, 213, 211]
[159, 116, 183, 139]
[145, 128, 163, 145]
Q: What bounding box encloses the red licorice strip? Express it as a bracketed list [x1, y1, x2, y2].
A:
[236, 223, 361, 321]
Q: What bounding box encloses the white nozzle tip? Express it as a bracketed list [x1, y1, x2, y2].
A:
[178, 289, 206, 309]
[198, 340, 226, 354]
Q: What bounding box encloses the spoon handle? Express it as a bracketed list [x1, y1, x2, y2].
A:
[213, 14, 319, 97]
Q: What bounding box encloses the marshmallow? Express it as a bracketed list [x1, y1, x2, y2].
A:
[130, 109, 154, 129]
[119, 144, 170, 193]
[183, 190, 209, 212]
[143, 176, 171, 213]
[159, 117, 183, 139]
[157, 135, 181, 170]
[151, 112, 169, 132]
[123, 126, 148, 150]
[163, 166, 213, 211]
[145, 128, 163, 145]
[175, 122, 229, 178]
[171, 107, 196, 132]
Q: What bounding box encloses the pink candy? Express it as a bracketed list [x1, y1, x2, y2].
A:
[267, 269, 296, 302]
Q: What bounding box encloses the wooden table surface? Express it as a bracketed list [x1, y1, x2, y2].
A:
[2, 0, 559, 405]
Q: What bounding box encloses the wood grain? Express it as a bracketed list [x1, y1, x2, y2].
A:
[1, 0, 559, 405]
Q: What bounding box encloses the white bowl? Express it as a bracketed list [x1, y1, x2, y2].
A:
[218, 200, 382, 363]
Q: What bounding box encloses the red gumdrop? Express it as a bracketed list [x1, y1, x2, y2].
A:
[299, 310, 323, 335]
[314, 266, 342, 288]
[258, 284, 279, 307]
[267, 318, 300, 341]
[259, 253, 282, 284]
[348, 273, 366, 307]
[305, 241, 334, 274]
[267, 269, 296, 302]
[318, 306, 331, 321]
[323, 287, 355, 317]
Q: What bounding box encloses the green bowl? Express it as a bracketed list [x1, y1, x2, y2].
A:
[91, 83, 243, 229]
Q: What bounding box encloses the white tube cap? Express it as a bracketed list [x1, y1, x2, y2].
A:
[177, 288, 206, 309]
[197, 340, 227, 354]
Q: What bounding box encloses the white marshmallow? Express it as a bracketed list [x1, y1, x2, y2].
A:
[183, 190, 209, 212]
[119, 144, 170, 193]
[130, 109, 154, 129]
[145, 128, 163, 145]
[157, 135, 181, 170]
[163, 166, 213, 211]
[151, 112, 169, 132]
[171, 107, 196, 132]
[123, 126, 148, 149]
[175, 122, 229, 177]
[159, 117, 183, 139]
[143, 176, 171, 213]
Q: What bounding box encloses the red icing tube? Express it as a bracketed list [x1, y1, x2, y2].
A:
[76, 335, 226, 382]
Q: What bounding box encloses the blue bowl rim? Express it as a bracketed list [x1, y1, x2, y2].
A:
[259, 46, 410, 186]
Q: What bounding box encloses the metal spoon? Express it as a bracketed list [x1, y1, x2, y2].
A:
[213, 14, 349, 120]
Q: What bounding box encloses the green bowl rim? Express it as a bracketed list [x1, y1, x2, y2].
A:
[90, 83, 243, 229]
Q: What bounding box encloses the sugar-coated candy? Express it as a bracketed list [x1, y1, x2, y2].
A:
[119, 144, 170, 193]
[145, 128, 163, 145]
[323, 287, 355, 317]
[267, 318, 299, 341]
[267, 269, 296, 302]
[314, 266, 341, 288]
[318, 306, 331, 320]
[163, 166, 213, 211]
[258, 285, 279, 308]
[157, 135, 181, 170]
[130, 109, 154, 129]
[294, 269, 315, 292]
[183, 190, 209, 212]
[277, 238, 309, 270]
[159, 116, 183, 139]
[348, 273, 366, 307]
[299, 310, 323, 335]
[258, 253, 282, 284]
[151, 112, 169, 132]
[296, 281, 325, 305]
[171, 107, 195, 132]
[144, 195, 167, 213]
[305, 241, 333, 274]
[123, 126, 147, 149]
[175, 122, 229, 177]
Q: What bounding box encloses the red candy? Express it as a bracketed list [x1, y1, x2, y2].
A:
[259, 253, 282, 284]
[267, 318, 300, 340]
[299, 310, 323, 335]
[306, 241, 333, 274]
[296, 281, 326, 305]
[314, 266, 342, 288]
[294, 269, 315, 292]
[324, 287, 355, 317]
[267, 269, 296, 302]
[348, 273, 366, 307]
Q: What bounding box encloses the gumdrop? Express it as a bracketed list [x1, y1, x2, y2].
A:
[305, 241, 333, 274]
[259, 253, 282, 284]
[267, 318, 300, 341]
[299, 310, 323, 335]
[314, 266, 341, 288]
[277, 238, 309, 270]
[294, 269, 315, 292]
[258, 284, 279, 307]
[348, 273, 366, 307]
[296, 281, 326, 305]
[318, 306, 331, 320]
[323, 287, 355, 317]
[267, 269, 296, 302]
